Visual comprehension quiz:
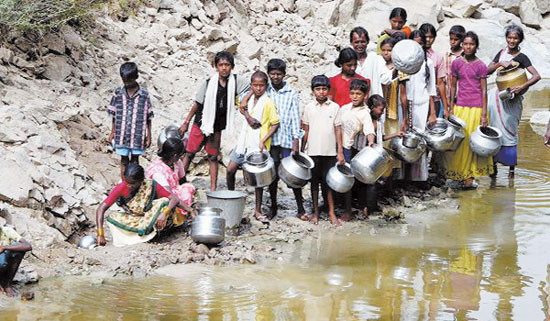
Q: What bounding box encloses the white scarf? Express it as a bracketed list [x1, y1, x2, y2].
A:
[200, 73, 236, 136]
[235, 93, 267, 155]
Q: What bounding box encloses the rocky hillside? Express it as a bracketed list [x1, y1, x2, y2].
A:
[0, 0, 549, 248]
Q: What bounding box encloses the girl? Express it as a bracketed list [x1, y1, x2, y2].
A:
[378, 7, 412, 54]
[329, 47, 368, 107]
[487, 24, 541, 179]
[405, 30, 437, 182]
[441, 31, 493, 188]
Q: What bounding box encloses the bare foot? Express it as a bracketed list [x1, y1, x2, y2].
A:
[508, 170, 515, 179]
[341, 212, 352, 222]
[329, 216, 342, 227]
[0, 286, 5, 296]
[310, 214, 319, 225]
[297, 212, 310, 221]
[4, 286, 16, 297]
[362, 208, 369, 220]
[254, 211, 270, 223]
[269, 207, 278, 220]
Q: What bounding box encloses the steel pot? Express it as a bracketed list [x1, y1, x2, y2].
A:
[278, 152, 315, 188]
[326, 163, 355, 193]
[389, 136, 427, 163]
[157, 124, 182, 152]
[496, 62, 528, 91]
[242, 151, 276, 187]
[350, 145, 393, 184]
[417, 118, 455, 151]
[206, 190, 246, 228]
[191, 207, 225, 244]
[469, 126, 502, 157]
[78, 235, 97, 249]
[447, 115, 466, 151]
[402, 132, 422, 148]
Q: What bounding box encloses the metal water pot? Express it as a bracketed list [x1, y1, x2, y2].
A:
[389, 135, 427, 163]
[416, 118, 455, 152]
[469, 126, 502, 157]
[278, 152, 315, 188]
[350, 145, 393, 184]
[157, 124, 182, 151]
[206, 190, 246, 228]
[496, 62, 528, 91]
[191, 207, 225, 244]
[447, 115, 466, 151]
[242, 151, 276, 187]
[326, 163, 355, 193]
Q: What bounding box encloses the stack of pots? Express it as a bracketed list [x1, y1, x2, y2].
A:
[278, 152, 315, 188]
[419, 117, 466, 152]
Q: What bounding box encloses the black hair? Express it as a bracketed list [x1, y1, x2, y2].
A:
[334, 47, 358, 68]
[419, 23, 437, 38]
[251, 70, 268, 84]
[124, 163, 145, 181]
[349, 79, 369, 94]
[464, 31, 480, 48]
[350, 26, 369, 43]
[214, 51, 235, 68]
[367, 94, 386, 109]
[311, 75, 331, 90]
[392, 31, 407, 42]
[158, 138, 184, 162]
[409, 30, 431, 88]
[380, 37, 396, 48]
[449, 25, 466, 40]
[389, 7, 407, 21]
[120, 62, 138, 81]
[505, 24, 524, 43]
[267, 58, 286, 74]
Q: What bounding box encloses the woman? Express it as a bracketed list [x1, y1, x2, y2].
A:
[441, 31, 492, 189]
[487, 24, 541, 178]
[404, 30, 437, 182]
[96, 164, 194, 247]
[146, 137, 195, 225]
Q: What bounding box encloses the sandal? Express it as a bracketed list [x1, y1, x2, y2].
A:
[254, 212, 270, 224]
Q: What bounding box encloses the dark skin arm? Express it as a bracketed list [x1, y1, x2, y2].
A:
[109, 118, 115, 143]
[240, 91, 261, 129]
[480, 78, 488, 127]
[335, 125, 345, 165]
[95, 201, 110, 246]
[301, 124, 309, 153]
[437, 77, 450, 118]
[383, 131, 405, 141]
[179, 101, 200, 135]
[399, 81, 408, 131]
[0, 239, 32, 253]
[146, 119, 152, 148]
[449, 74, 457, 117]
[428, 96, 437, 126]
[366, 133, 376, 147]
[260, 123, 279, 151]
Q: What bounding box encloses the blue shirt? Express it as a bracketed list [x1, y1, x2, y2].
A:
[267, 82, 302, 149]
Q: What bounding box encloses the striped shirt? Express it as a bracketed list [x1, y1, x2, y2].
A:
[107, 86, 154, 150]
[267, 82, 302, 149]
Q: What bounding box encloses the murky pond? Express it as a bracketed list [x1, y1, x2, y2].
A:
[2, 84, 550, 320]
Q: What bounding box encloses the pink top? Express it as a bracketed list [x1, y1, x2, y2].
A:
[451, 58, 488, 108]
[427, 48, 445, 79]
[146, 160, 195, 214]
[104, 181, 170, 206]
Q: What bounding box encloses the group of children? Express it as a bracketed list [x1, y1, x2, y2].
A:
[103, 7, 540, 230]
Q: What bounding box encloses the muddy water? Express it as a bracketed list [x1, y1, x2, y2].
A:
[2, 85, 550, 320]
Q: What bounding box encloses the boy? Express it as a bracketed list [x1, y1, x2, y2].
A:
[302, 75, 345, 226]
[265, 58, 306, 220]
[445, 25, 466, 114]
[179, 51, 249, 190]
[0, 224, 32, 297]
[108, 62, 153, 179]
[350, 26, 392, 96]
[226, 71, 279, 222]
[420, 23, 449, 119]
[340, 79, 375, 220]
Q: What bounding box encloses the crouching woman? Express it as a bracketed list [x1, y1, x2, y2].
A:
[96, 163, 194, 247]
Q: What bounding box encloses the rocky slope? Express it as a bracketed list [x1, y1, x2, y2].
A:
[0, 0, 549, 280]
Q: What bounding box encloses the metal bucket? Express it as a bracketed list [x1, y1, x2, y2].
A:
[206, 190, 247, 228]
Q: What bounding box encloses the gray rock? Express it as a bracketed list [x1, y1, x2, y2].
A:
[494, 0, 521, 15]
[535, 0, 550, 14]
[42, 55, 73, 81]
[237, 34, 262, 60]
[520, 0, 543, 28]
[449, 0, 483, 18]
[42, 34, 66, 55]
[0, 159, 33, 206]
[295, 0, 312, 18]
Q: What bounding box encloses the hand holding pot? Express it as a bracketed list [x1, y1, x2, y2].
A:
[480, 115, 488, 127]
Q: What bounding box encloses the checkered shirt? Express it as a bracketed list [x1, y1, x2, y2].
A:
[267, 82, 302, 149]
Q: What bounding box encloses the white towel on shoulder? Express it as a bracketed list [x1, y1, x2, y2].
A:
[235, 93, 267, 155]
[200, 73, 236, 136]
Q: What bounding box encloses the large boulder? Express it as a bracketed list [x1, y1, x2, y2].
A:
[535, 0, 550, 14]
[42, 55, 73, 81]
[446, 0, 483, 18]
[519, 0, 543, 29]
[0, 158, 33, 206]
[494, 0, 522, 15]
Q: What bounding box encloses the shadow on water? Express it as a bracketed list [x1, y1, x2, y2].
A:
[2, 84, 550, 320]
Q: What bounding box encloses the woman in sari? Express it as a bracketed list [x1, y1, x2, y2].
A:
[96, 163, 194, 247]
[146, 137, 195, 222]
[487, 24, 541, 179]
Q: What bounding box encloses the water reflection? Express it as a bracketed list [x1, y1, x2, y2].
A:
[1, 85, 550, 319]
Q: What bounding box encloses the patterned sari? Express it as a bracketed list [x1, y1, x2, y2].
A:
[106, 179, 179, 246]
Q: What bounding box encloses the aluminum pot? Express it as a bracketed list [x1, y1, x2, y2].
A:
[402, 132, 422, 149]
[350, 145, 394, 184]
[157, 124, 182, 151]
[191, 207, 225, 244]
[206, 190, 246, 228]
[446, 115, 466, 151]
[417, 119, 455, 151]
[326, 163, 355, 193]
[242, 151, 276, 187]
[278, 152, 315, 188]
[389, 135, 427, 163]
[469, 126, 502, 157]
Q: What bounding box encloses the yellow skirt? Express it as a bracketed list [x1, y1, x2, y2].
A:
[441, 106, 494, 180]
